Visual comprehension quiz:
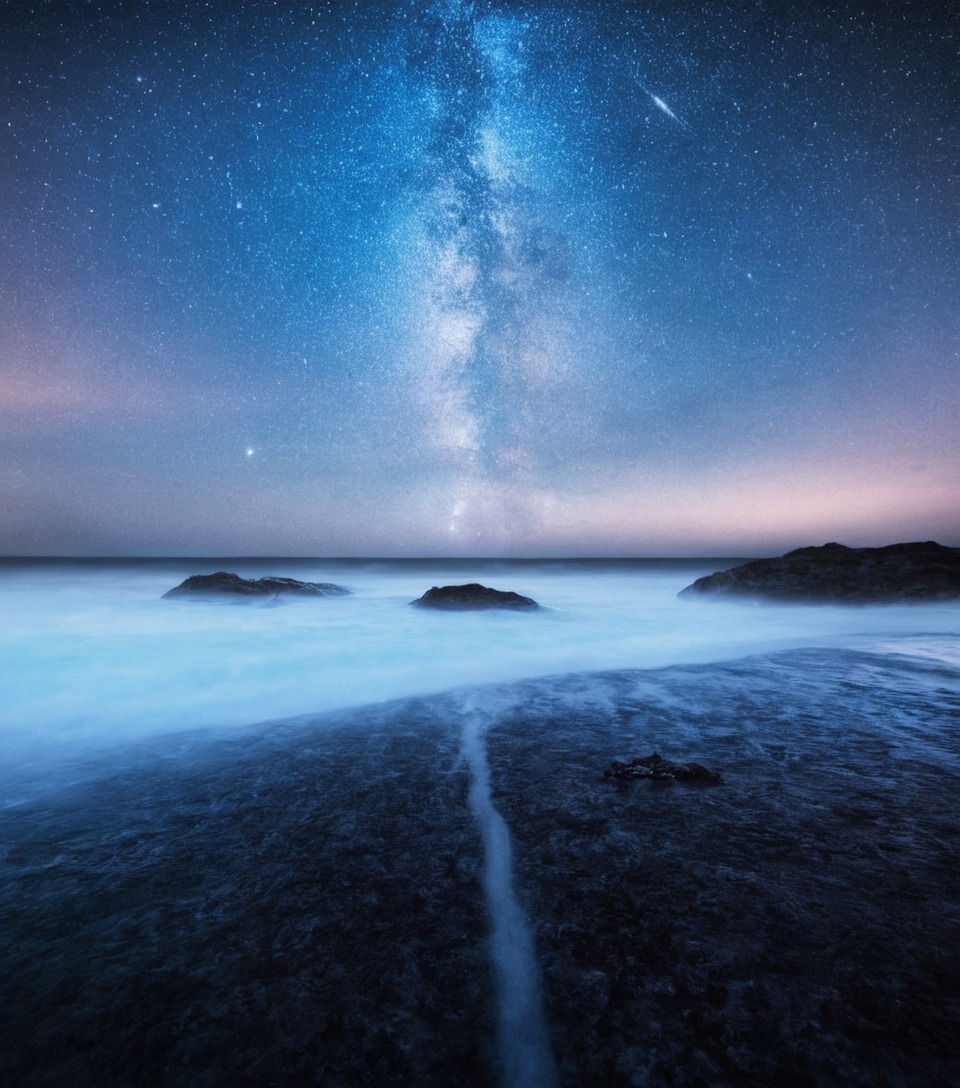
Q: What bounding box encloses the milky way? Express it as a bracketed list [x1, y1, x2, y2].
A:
[1, 0, 958, 555]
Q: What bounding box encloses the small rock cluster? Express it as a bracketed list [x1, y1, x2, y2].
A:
[603, 753, 721, 783]
[163, 575, 541, 610]
[163, 572, 352, 598]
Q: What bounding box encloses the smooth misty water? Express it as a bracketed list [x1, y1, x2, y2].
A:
[2, 557, 959, 801]
[1, 559, 959, 1086]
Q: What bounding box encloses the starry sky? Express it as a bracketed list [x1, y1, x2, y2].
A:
[2, 0, 958, 556]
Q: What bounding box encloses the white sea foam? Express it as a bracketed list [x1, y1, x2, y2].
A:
[866, 636, 960, 668]
[460, 693, 558, 1088]
[0, 559, 957, 797]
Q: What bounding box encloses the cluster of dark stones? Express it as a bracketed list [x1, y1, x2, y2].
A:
[603, 752, 721, 783]
[680, 540, 960, 602]
[162, 572, 352, 598]
[163, 575, 541, 610]
[409, 583, 540, 610]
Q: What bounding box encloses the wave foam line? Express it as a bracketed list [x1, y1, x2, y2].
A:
[461, 703, 558, 1088]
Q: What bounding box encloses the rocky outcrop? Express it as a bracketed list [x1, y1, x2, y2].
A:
[603, 753, 721, 783]
[679, 541, 960, 603]
[410, 583, 540, 611]
[163, 572, 351, 599]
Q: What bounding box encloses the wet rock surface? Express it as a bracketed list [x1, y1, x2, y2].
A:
[490, 651, 960, 1087]
[1, 648, 959, 1086]
[410, 582, 540, 610]
[0, 709, 494, 1088]
[163, 571, 352, 598]
[603, 752, 721, 782]
[679, 540, 960, 602]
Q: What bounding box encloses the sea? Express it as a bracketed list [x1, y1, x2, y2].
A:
[1, 557, 959, 1086]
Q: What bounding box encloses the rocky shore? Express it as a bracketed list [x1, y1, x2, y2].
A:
[680, 540, 960, 602]
[2, 648, 958, 1086]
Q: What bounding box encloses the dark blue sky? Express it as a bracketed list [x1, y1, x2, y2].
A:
[2, 0, 958, 555]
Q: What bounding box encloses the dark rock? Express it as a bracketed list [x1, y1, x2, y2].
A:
[679, 541, 960, 603]
[603, 753, 721, 783]
[410, 583, 540, 611]
[163, 572, 351, 599]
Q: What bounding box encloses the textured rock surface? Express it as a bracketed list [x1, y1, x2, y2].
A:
[1, 650, 959, 1086]
[603, 753, 721, 783]
[679, 541, 960, 602]
[163, 571, 351, 598]
[410, 582, 540, 610]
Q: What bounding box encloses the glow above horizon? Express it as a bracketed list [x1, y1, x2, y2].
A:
[1, 0, 958, 556]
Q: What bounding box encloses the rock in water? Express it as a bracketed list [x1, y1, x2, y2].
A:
[604, 753, 721, 783]
[679, 541, 960, 603]
[410, 583, 540, 611]
[163, 572, 352, 599]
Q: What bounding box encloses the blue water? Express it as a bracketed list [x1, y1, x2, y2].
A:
[1, 557, 958, 804]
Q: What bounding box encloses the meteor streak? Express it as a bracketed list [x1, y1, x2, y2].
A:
[649, 90, 691, 129]
[652, 94, 679, 121]
[631, 72, 691, 130]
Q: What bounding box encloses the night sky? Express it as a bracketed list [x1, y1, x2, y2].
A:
[2, 0, 958, 556]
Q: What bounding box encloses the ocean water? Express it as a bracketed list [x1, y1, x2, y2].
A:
[1, 558, 959, 1086]
[2, 557, 958, 799]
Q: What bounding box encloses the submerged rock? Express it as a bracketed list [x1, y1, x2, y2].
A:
[410, 583, 540, 611]
[679, 541, 960, 603]
[603, 753, 721, 783]
[163, 572, 351, 599]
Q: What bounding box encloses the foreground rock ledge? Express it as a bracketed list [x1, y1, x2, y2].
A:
[410, 583, 540, 611]
[163, 572, 352, 599]
[679, 541, 960, 603]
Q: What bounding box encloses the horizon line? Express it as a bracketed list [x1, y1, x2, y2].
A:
[2, 539, 955, 563]
[0, 552, 760, 562]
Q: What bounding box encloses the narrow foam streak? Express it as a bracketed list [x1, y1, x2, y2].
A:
[460, 701, 558, 1088]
